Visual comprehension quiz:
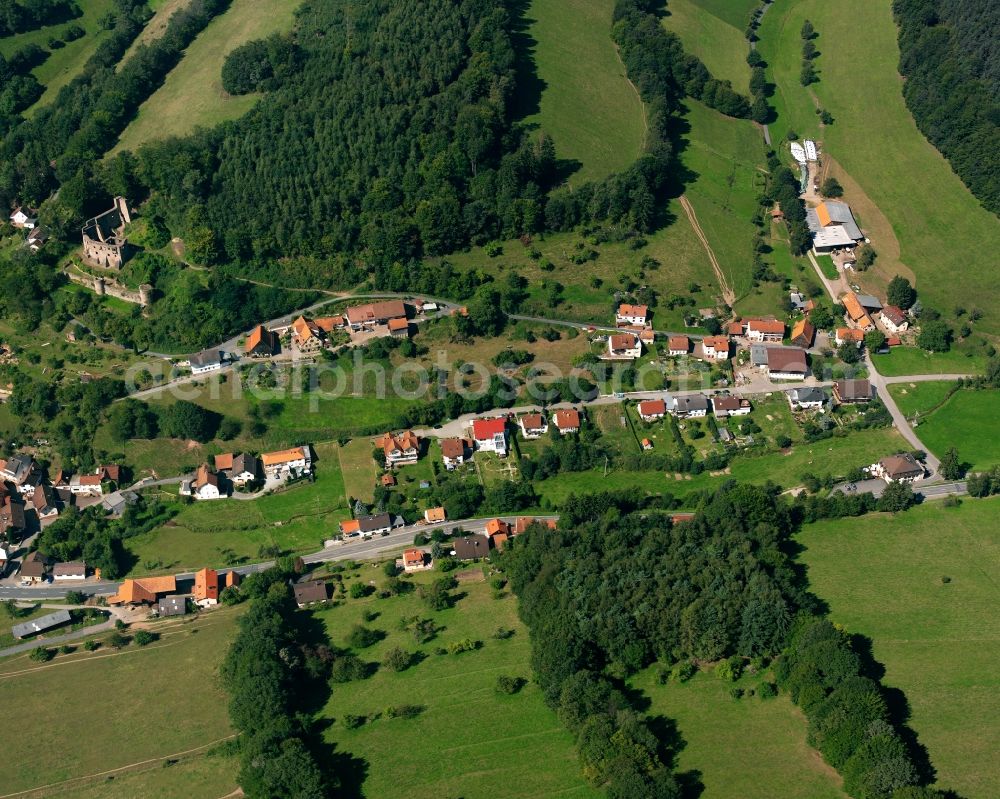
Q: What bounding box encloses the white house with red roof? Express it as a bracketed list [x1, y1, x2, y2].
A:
[471, 418, 507, 457]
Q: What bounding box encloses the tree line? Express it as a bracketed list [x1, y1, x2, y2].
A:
[0, 0, 80, 37]
[893, 0, 1000, 215]
[499, 484, 952, 798]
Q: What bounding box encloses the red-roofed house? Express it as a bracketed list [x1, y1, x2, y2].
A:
[402, 548, 428, 572]
[472, 418, 507, 457]
[701, 336, 730, 361]
[607, 333, 642, 359]
[519, 413, 548, 439]
[746, 319, 785, 342]
[879, 306, 909, 333]
[379, 431, 420, 466]
[193, 567, 220, 607]
[637, 399, 667, 421]
[616, 303, 648, 326]
[668, 336, 690, 356]
[553, 409, 581, 434]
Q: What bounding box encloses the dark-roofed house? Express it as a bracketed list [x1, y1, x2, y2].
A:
[32, 484, 60, 520]
[879, 305, 909, 333]
[0, 496, 28, 539]
[712, 395, 751, 417]
[765, 347, 808, 380]
[189, 349, 224, 375]
[101, 490, 138, 517]
[1, 454, 37, 494]
[834, 379, 872, 404]
[358, 513, 393, 536]
[671, 395, 710, 418]
[293, 579, 329, 608]
[452, 534, 490, 561]
[872, 453, 924, 483]
[12, 610, 72, 640]
[52, 561, 87, 581]
[750, 344, 770, 368]
[787, 387, 826, 410]
[19, 551, 48, 583]
[157, 596, 188, 617]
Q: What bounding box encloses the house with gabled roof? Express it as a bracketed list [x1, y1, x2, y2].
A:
[261, 446, 311, 478]
[109, 575, 177, 606]
[9, 207, 37, 229]
[193, 567, 220, 607]
[379, 431, 420, 466]
[700, 336, 731, 361]
[746, 319, 785, 342]
[519, 413, 548, 439]
[472, 418, 507, 456]
[402, 548, 429, 572]
[668, 336, 690, 356]
[637, 399, 666, 421]
[879, 306, 909, 333]
[616, 303, 648, 327]
[670, 395, 710, 418]
[607, 332, 642, 359]
[834, 379, 872, 404]
[790, 318, 815, 348]
[245, 325, 278, 358]
[871, 453, 924, 483]
[440, 438, 468, 470]
[764, 347, 809, 380]
[291, 316, 324, 351]
[553, 409, 581, 434]
[712, 395, 751, 417]
[345, 300, 407, 331]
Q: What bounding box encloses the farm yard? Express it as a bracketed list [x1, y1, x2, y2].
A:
[797, 498, 1000, 799]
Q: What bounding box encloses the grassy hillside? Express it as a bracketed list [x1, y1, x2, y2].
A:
[518, 0, 646, 183]
[0, 0, 117, 113]
[909, 388, 1000, 470]
[312, 571, 601, 799]
[678, 99, 768, 302]
[798, 498, 1000, 799]
[684, 0, 759, 29]
[663, 0, 751, 89]
[757, 0, 1000, 337]
[0, 608, 240, 796]
[113, 0, 299, 152]
[630, 669, 846, 798]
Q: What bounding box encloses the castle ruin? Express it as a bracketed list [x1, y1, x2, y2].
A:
[81, 196, 134, 270]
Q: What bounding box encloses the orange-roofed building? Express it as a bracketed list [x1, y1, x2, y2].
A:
[746, 318, 785, 342]
[842, 294, 875, 331]
[108, 575, 177, 606]
[381, 472, 396, 487]
[424, 506, 446, 524]
[214, 452, 235, 471]
[727, 320, 745, 336]
[667, 336, 690, 356]
[637, 399, 667, 421]
[616, 303, 648, 326]
[490, 532, 509, 551]
[379, 431, 420, 466]
[193, 567, 220, 607]
[513, 516, 557, 535]
[835, 328, 864, 347]
[291, 316, 323, 351]
[387, 317, 410, 338]
[339, 519, 361, 536]
[790, 318, 815, 348]
[225, 570, 242, 588]
[553, 409, 581, 434]
[314, 316, 344, 333]
[402, 548, 427, 572]
[245, 325, 278, 358]
[641, 438, 653, 450]
[701, 336, 731, 361]
[485, 518, 511, 537]
[261, 446, 311, 478]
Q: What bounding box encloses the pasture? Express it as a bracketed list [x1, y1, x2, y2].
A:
[630, 668, 845, 798]
[797, 498, 1000, 799]
[683, 0, 760, 30]
[0, 607, 240, 797]
[757, 0, 1000, 336]
[518, 0, 646, 183]
[113, 0, 300, 152]
[910, 389, 1000, 471]
[662, 0, 751, 88]
[312, 571, 600, 799]
[872, 345, 987, 378]
[887, 380, 958, 419]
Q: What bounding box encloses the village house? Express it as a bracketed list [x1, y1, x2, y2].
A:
[215, 452, 261, 486]
[291, 316, 324, 351]
[670, 395, 710, 418]
[834, 378, 872, 404]
[424, 506, 446, 524]
[513, 516, 557, 535]
[314, 316, 345, 334]
[871, 453, 924, 483]
[380, 473, 396, 488]
[379, 431, 420, 466]
[9, 207, 37, 229]
[69, 473, 104, 497]
[1, 454, 39, 495]
[637, 399, 667, 421]
[472, 418, 508, 457]
[842, 293, 876, 332]
[879, 306, 909, 333]
[700, 335, 731, 361]
[440, 438, 468, 470]
[81, 196, 133, 270]
[757, 346, 807, 380]
[388, 318, 410, 338]
[102, 490, 138, 517]
[18, 551, 49, 584]
[27, 227, 48, 252]
[835, 327, 864, 347]
[615, 303, 648, 327]
[712, 395, 751, 417]
[182, 464, 224, 500]
[452, 534, 491, 561]
[486, 518, 511, 551]
[790, 318, 816, 349]
[293, 580, 329, 608]
[189, 349, 224, 375]
[158, 596, 188, 617]
[806, 201, 864, 253]
[32, 485, 60, 521]
[109, 575, 177, 606]
[357, 513, 393, 536]
[245, 325, 278, 358]
[0, 496, 27, 541]
[553, 409, 581, 435]
[787, 387, 826, 410]
[518, 413, 548, 439]
[193, 567, 220, 607]
[261, 446, 312, 479]
[745, 319, 785, 343]
[345, 300, 408, 331]
[402, 548, 429, 572]
[667, 336, 690, 356]
[607, 332, 642, 359]
[12, 610, 72, 640]
[52, 561, 87, 581]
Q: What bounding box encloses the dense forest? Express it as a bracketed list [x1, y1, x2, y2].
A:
[893, 0, 1000, 214]
[0, 0, 79, 36]
[500, 486, 951, 798]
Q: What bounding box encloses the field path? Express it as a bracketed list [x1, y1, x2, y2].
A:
[678, 194, 736, 306]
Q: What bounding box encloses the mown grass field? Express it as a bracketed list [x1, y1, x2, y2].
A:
[533, 424, 906, 506]
[685, 0, 759, 30]
[312, 571, 601, 799]
[0, 0, 116, 112]
[887, 380, 958, 418]
[338, 437, 379, 504]
[797, 498, 1000, 799]
[113, 0, 300, 152]
[126, 441, 350, 573]
[757, 0, 1000, 336]
[872, 345, 987, 377]
[679, 100, 768, 303]
[0, 607, 240, 796]
[663, 0, 751, 89]
[518, 0, 646, 183]
[910, 389, 1000, 471]
[629, 668, 845, 798]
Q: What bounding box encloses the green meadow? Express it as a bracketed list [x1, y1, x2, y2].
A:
[798, 498, 1000, 799]
[910, 389, 1000, 471]
[519, 0, 646, 183]
[663, 0, 751, 89]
